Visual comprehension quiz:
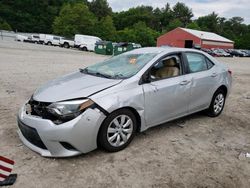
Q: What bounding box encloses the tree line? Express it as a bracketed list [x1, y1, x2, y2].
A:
[0, 0, 249, 49]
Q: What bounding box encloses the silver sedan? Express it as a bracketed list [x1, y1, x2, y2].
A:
[17, 47, 232, 157]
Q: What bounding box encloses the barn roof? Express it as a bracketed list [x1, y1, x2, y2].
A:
[180, 28, 233, 43]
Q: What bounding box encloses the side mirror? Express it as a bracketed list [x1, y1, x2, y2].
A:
[140, 73, 151, 84]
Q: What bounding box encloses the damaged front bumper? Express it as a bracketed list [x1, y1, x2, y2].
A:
[17, 103, 106, 157]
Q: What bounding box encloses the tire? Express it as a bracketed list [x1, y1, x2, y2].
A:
[206, 89, 226, 117]
[98, 109, 137, 152]
[48, 41, 52, 46]
[63, 43, 69, 48]
[82, 47, 87, 51]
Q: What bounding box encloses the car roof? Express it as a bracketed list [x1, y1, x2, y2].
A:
[127, 47, 205, 55]
[125, 47, 221, 68]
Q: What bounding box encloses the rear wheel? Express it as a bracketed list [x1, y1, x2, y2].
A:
[206, 89, 226, 117]
[63, 42, 69, 48]
[98, 109, 137, 152]
[81, 47, 87, 51]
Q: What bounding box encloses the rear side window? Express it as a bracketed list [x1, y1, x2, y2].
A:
[186, 53, 208, 73]
[206, 58, 214, 69]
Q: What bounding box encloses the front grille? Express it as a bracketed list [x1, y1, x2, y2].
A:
[17, 119, 47, 150]
[28, 99, 51, 118]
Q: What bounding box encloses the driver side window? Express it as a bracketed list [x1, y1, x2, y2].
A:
[150, 55, 181, 80]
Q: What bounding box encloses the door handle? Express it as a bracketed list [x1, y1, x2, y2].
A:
[211, 72, 217, 77]
[180, 80, 191, 85]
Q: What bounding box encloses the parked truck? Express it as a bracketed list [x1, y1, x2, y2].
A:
[15, 34, 28, 42]
[44, 35, 63, 46]
[24, 34, 40, 43]
[59, 38, 74, 48]
[38, 34, 46, 44]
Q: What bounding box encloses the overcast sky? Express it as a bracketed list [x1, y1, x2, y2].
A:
[108, 0, 250, 24]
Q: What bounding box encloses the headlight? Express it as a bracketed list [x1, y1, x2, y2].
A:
[47, 99, 94, 120]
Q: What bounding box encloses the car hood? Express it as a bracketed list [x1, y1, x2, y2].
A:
[32, 71, 122, 102]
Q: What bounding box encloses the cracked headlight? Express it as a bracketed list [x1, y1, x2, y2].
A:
[47, 99, 94, 121]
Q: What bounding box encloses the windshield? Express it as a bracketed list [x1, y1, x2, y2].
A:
[83, 53, 157, 79]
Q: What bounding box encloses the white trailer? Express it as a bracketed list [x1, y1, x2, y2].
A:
[74, 34, 101, 51]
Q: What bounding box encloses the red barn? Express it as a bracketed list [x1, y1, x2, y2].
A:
[157, 27, 234, 49]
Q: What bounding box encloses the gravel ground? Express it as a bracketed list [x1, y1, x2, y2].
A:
[0, 40, 250, 188]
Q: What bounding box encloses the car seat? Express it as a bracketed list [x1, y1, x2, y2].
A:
[155, 58, 180, 79]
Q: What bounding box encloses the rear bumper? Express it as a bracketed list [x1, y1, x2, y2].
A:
[17, 104, 106, 157]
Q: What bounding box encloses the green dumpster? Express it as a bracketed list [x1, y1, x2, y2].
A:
[114, 42, 141, 56]
[95, 41, 113, 55]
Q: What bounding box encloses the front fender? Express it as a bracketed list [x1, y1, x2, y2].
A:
[90, 82, 147, 132]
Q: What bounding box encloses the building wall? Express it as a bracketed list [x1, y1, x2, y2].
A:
[202, 40, 234, 49]
[157, 28, 200, 47]
[157, 28, 234, 49]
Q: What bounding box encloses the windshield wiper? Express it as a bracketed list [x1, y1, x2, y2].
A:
[79, 68, 88, 73]
[80, 68, 112, 78]
[80, 68, 122, 79]
[94, 72, 112, 79]
[113, 74, 128, 79]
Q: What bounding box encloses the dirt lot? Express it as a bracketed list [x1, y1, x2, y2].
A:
[0, 40, 250, 188]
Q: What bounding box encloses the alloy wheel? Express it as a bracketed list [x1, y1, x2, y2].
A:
[213, 93, 224, 114]
[107, 115, 133, 147]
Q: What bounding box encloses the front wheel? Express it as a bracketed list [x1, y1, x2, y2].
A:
[206, 89, 226, 117]
[98, 109, 137, 152]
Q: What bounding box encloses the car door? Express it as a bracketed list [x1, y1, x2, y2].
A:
[142, 53, 191, 127]
[183, 52, 217, 113]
